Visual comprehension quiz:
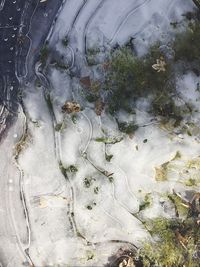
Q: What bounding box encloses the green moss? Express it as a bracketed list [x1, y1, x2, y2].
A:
[94, 186, 99, 194]
[87, 47, 101, 55]
[35, 79, 42, 88]
[170, 21, 179, 28]
[108, 176, 114, 183]
[95, 136, 123, 144]
[140, 217, 200, 267]
[104, 46, 176, 121]
[71, 114, 77, 124]
[187, 156, 200, 169]
[86, 56, 97, 66]
[193, 0, 200, 9]
[83, 177, 95, 188]
[105, 153, 113, 162]
[168, 193, 189, 218]
[174, 20, 200, 62]
[172, 151, 182, 160]
[86, 250, 95, 261]
[40, 44, 49, 64]
[155, 152, 182, 182]
[155, 162, 169, 181]
[185, 178, 198, 186]
[87, 205, 93, 210]
[62, 36, 69, 47]
[66, 165, 78, 173]
[59, 161, 67, 177]
[54, 61, 69, 70]
[45, 94, 53, 113]
[85, 93, 99, 103]
[138, 193, 152, 212]
[117, 121, 139, 135]
[151, 94, 183, 123]
[55, 123, 63, 131]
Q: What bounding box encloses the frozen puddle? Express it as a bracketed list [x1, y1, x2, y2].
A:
[1, 0, 200, 266]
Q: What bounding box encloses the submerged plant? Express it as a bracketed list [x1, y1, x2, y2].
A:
[66, 165, 78, 173]
[83, 176, 95, 188]
[98, 19, 200, 131]
[138, 193, 152, 213]
[100, 43, 183, 132]
[95, 136, 123, 144]
[62, 36, 69, 47]
[174, 20, 200, 63]
[117, 121, 139, 135]
[40, 43, 49, 65]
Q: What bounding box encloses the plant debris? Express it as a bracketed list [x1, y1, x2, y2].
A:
[62, 101, 81, 113]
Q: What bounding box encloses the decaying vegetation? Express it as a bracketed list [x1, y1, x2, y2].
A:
[62, 101, 81, 113]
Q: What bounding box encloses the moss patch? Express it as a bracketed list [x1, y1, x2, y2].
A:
[174, 21, 200, 62]
[139, 216, 200, 267]
[104, 45, 176, 117]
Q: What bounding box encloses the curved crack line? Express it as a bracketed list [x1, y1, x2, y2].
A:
[109, 0, 152, 44]
[84, 152, 138, 216]
[99, 206, 124, 229]
[65, 0, 87, 37]
[0, 76, 17, 120]
[34, 0, 169, 259]
[46, 0, 68, 41]
[47, 0, 87, 42]
[67, 45, 75, 69]
[35, 65, 90, 244]
[84, 0, 107, 57]
[80, 111, 93, 154]
[0, 0, 5, 11]
[77, 112, 150, 241]
[35, 66, 141, 255]
[52, 0, 102, 65]
[98, 117, 139, 204]
[68, 0, 106, 64]
[16, 0, 40, 79]
[131, 0, 174, 40]
[81, 115, 139, 214]
[12, 104, 34, 266]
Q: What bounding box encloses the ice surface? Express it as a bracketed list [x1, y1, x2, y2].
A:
[1, 0, 200, 266]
